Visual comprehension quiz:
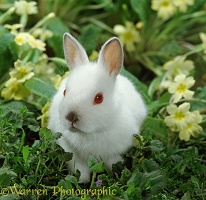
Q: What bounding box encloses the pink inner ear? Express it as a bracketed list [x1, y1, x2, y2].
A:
[104, 40, 122, 76]
[65, 39, 76, 64]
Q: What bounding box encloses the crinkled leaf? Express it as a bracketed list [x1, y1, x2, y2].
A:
[24, 77, 57, 100]
[142, 159, 160, 173]
[79, 24, 101, 55]
[47, 17, 69, 58]
[142, 117, 168, 139]
[130, 0, 150, 23]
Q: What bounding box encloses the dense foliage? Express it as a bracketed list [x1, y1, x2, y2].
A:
[0, 0, 206, 199]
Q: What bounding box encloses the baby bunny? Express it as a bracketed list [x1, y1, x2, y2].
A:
[48, 33, 147, 183]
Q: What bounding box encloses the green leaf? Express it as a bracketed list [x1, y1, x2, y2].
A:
[127, 171, 147, 190]
[0, 28, 17, 78]
[142, 117, 168, 139]
[149, 140, 165, 153]
[47, 17, 69, 58]
[150, 174, 166, 194]
[191, 86, 206, 111]
[142, 159, 159, 173]
[0, 168, 17, 187]
[130, 0, 151, 23]
[24, 77, 57, 100]
[87, 155, 98, 169]
[79, 24, 101, 55]
[87, 155, 105, 173]
[22, 145, 29, 164]
[65, 175, 78, 185]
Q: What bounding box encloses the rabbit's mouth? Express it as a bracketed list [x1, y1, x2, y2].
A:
[69, 126, 85, 134]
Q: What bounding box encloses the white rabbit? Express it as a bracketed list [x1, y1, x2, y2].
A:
[48, 33, 147, 183]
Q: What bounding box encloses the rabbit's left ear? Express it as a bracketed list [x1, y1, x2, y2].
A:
[63, 33, 89, 70]
[98, 37, 123, 77]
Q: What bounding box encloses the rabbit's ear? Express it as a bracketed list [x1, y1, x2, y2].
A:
[98, 37, 123, 77]
[63, 33, 89, 70]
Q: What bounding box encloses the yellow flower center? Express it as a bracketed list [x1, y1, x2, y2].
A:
[19, 67, 28, 76]
[176, 83, 186, 93]
[15, 37, 24, 44]
[123, 31, 134, 42]
[12, 83, 20, 92]
[174, 111, 185, 121]
[162, 1, 169, 7]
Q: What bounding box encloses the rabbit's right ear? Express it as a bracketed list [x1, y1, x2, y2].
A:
[63, 33, 89, 70]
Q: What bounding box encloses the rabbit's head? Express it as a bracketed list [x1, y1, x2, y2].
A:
[59, 33, 123, 134]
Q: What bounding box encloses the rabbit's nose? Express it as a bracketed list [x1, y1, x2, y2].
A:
[66, 111, 79, 123]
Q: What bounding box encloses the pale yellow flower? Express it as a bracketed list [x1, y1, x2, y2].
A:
[113, 21, 140, 52]
[151, 0, 176, 20]
[179, 111, 202, 141]
[89, 50, 99, 61]
[14, 0, 38, 15]
[164, 103, 193, 131]
[14, 32, 31, 46]
[4, 24, 23, 35]
[14, 32, 46, 51]
[200, 32, 206, 54]
[34, 54, 55, 79]
[1, 78, 30, 100]
[168, 74, 195, 103]
[28, 37, 46, 51]
[163, 56, 195, 80]
[9, 60, 35, 82]
[37, 101, 51, 127]
[173, 0, 194, 13]
[51, 72, 69, 89]
[32, 28, 53, 41]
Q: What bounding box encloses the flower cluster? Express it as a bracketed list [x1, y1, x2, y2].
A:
[1, 0, 55, 101]
[151, 0, 195, 20]
[1, 60, 34, 100]
[163, 56, 203, 141]
[165, 103, 202, 141]
[113, 21, 141, 52]
[14, 32, 46, 51]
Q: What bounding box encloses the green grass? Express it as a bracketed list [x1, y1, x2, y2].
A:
[0, 101, 206, 200]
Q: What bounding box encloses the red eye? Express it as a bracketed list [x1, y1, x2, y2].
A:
[63, 89, 66, 96]
[94, 93, 103, 105]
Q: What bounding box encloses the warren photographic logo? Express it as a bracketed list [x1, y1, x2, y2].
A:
[0, 185, 116, 199]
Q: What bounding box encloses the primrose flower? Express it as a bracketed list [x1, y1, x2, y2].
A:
[28, 37, 46, 51]
[164, 103, 193, 131]
[14, 32, 31, 46]
[14, 32, 46, 51]
[4, 24, 23, 35]
[113, 21, 140, 52]
[151, 0, 176, 20]
[168, 74, 195, 103]
[89, 50, 99, 61]
[34, 54, 55, 79]
[14, 0, 38, 15]
[9, 60, 35, 82]
[1, 78, 30, 101]
[37, 101, 51, 127]
[174, 0, 194, 13]
[51, 72, 70, 89]
[179, 111, 203, 141]
[32, 28, 53, 41]
[200, 32, 206, 54]
[163, 56, 195, 80]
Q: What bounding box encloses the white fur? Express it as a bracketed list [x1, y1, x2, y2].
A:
[48, 33, 147, 183]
